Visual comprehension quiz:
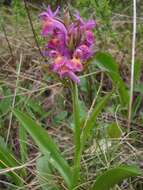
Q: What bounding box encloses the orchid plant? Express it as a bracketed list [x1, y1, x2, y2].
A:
[12, 5, 141, 190]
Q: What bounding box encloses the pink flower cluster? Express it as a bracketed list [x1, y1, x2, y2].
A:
[40, 6, 95, 83]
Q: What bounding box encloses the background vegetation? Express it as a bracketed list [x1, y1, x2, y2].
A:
[0, 0, 143, 189]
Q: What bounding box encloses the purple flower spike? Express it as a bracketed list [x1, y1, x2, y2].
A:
[40, 6, 96, 84]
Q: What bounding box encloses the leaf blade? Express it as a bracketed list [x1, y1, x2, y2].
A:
[107, 123, 122, 138]
[91, 165, 141, 190]
[36, 155, 60, 190]
[91, 52, 129, 106]
[13, 109, 72, 188]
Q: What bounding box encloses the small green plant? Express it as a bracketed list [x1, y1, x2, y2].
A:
[12, 0, 26, 24]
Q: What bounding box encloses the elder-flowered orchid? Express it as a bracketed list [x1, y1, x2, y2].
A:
[40, 6, 96, 83]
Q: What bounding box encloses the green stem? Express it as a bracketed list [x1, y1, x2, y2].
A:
[71, 82, 81, 189]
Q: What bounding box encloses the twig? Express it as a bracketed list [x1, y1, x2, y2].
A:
[128, 0, 137, 132]
[23, 0, 44, 59]
[1, 23, 14, 59]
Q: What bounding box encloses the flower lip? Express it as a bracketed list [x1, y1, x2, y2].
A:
[71, 57, 83, 72]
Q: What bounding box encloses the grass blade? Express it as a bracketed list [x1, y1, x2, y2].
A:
[19, 126, 28, 176]
[0, 137, 24, 186]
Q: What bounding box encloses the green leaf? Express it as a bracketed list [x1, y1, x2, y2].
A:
[134, 59, 141, 82]
[0, 87, 12, 113]
[132, 95, 142, 118]
[78, 100, 87, 120]
[19, 127, 28, 177]
[90, 52, 129, 106]
[134, 84, 143, 94]
[54, 111, 68, 124]
[81, 93, 111, 145]
[91, 165, 141, 190]
[107, 123, 122, 138]
[13, 109, 72, 188]
[95, 52, 119, 74]
[19, 96, 45, 115]
[36, 155, 60, 190]
[27, 99, 44, 115]
[0, 137, 24, 186]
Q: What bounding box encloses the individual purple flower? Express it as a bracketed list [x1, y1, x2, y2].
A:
[39, 6, 67, 40]
[85, 30, 95, 46]
[51, 55, 81, 83]
[48, 50, 59, 58]
[74, 45, 93, 60]
[84, 20, 96, 30]
[40, 6, 96, 84]
[75, 12, 96, 31]
[46, 35, 69, 57]
[40, 5, 60, 19]
[71, 57, 83, 72]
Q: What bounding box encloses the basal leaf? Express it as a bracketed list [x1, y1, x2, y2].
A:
[13, 109, 72, 188]
[36, 155, 60, 190]
[90, 52, 129, 106]
[91, 165, 141, 190]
